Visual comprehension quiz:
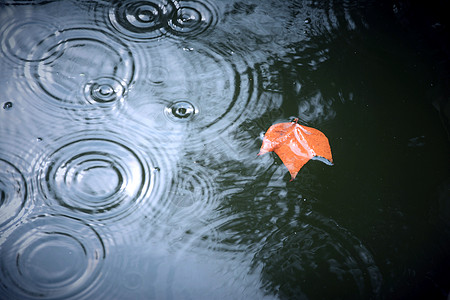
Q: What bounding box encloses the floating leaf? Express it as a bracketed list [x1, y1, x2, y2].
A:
[258, 118, 333, 181]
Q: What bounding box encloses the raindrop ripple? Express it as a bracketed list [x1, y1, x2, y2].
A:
[164, 100, 197, 121]
[0, 214, 105, 299]
[107, 0, 176, 41]
[83, 76, 127, 106]
[0, 8, 61, 66]
[34, 132, 160, 223]
[129, 42, 274, 152]
[22, 27, 134, 114]
[0, 159, 29, 229]
[255, 211, 382, 298]
[168, 161, 218, 212]
[167, 0, 219, 38]
[106, 0, 218, 41]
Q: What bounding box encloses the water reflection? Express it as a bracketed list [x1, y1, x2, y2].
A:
[22, 27, 134, 110]
[106, 0, 218, 41]
[107, 0, 176, 41]
[123, 39, 278, 153]
[165, 100, 198, 121]
[0, 214, 105, 299]
[254, 211, 382, 298]
[167, 0, 218, 37]
[297, 90, 337, 124]
[83, 76, 127, 106]
[0, 132, 37, 232]
[0, 158, 28, 229]
[1, 0, 449, 298]
[32, 128, 172, 225]
[0, 6, 61, 65]
[0, 0, 383, 298]
[167, 160, 218, 211]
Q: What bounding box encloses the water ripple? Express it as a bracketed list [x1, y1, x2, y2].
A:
[167, 0, 219, 38]
[0, 7, 60, 66]
[20, 27, 134, 118]
[33, 129, 166, 224]
[254, 211, 382, 298]
[164, 100, 198, 122]
[83, 76, 127, 107]
[0, 214, 105, 299]
[0, 159, 29, 230]
[126, 42, 276, 152]
[108, 0, 176, 41]
[167, 160, 219, 215]
[0, 132, 37, 231]
[105, 0, 218, 42]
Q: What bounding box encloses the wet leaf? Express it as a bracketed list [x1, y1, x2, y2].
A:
[258, 118, 333, 181]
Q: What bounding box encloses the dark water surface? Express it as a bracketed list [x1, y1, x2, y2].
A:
[1, 0, 449, 299]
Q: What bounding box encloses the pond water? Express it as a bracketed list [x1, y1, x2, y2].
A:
[1, 0, 449, 299]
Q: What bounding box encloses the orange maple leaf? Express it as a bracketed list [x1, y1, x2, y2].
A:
[258, 118, 333, 181]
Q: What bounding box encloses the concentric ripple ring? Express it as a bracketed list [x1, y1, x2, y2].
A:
[0, 159, 29, 229]
[34, 133, 156, 222]
[254, 211, 382, 298]
[0, 214, 105, 299]
[23, 27, 134, 110]
[167, 0, 219, 37]
[107, 0, 177, 41]
[0, 8, 60, 66]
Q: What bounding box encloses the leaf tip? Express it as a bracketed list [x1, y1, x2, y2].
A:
[289, 171, 298, 181]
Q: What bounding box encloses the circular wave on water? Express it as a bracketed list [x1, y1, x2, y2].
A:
[33, 130, 166, 224]
[129, 156, 222, 249]
[83, 76, 128, 107]
[164, 100, 198, 122]
[254, 211, 382, 298]
[105, 0, 218, 41]
[167, 0, 219, 38]
[0, 7, 61, 66]
[108, 0, 176, 41]
[21, 27, 134, 115]
[0, 158, 29, 230]
[167, 160, 219, 213]
[127, 42, 276, 152]
[0, 214, 105, 299]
